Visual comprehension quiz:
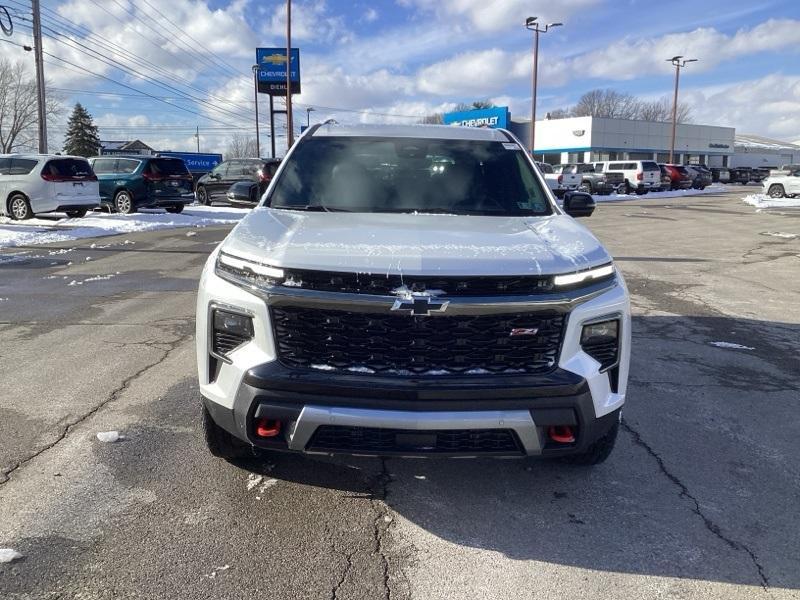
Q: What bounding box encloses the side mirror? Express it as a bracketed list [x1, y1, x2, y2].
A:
[211, 172, 221, 180]
[563, 191, 595, 218]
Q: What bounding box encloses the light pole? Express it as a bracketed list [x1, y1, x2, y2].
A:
[306, 106, 314, 128]
[525, 17, 561, 158]
[252, 64, 261, 157]
[285, 0, 294, 148]
[667, 55, 697, 164]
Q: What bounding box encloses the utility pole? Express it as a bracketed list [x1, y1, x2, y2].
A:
[525, 17, 561, 159]
[285, 0, 294, 149]
[252, 64, 261, 157]
[667, 56, 697, 164]
[195, 126, 200, 152]
[32, 0, 48, 153]
[269, 94, 276, 158]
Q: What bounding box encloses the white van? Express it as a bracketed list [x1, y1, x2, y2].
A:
[595, 160, 661, 194]
[0, 154, 100, 219]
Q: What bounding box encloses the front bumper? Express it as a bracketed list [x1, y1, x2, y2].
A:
[197, 251, 631, 457]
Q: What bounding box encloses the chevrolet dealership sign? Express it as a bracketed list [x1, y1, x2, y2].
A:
[443, 107, 510, 129]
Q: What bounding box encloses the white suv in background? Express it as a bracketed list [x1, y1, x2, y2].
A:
[0, 154, 100, 220]
[595, 160, 661, 194]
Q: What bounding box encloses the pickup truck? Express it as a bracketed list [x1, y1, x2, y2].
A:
[197, 123, 631, 467]
[536, 162, 580, 197]
[555, 164, 623, 195]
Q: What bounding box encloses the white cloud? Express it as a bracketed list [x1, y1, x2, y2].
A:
[263, 1, 352, 44]
[401, 0, 599, 33]
[362, 8, 379, 23]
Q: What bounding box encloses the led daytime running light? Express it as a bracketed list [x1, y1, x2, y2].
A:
[553, 264, 614, 287]
[218, 252, 284, 279]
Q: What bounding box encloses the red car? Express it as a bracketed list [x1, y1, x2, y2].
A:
[660, 164, 693, 190]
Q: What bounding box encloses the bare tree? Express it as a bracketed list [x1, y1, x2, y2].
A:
[546, 108, 574, 120]
[0, 58, 62, 153]
[419, 113, 443, 124]
[574, 89, 639, 119]
[225, 134, 260, 159]
[454, 100, 495, 112]
[636, 97, 692, 123]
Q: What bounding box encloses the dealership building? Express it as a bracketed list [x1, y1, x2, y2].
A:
[443, 107, 737, 166]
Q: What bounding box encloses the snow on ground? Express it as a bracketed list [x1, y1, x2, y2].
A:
[742, 194, 800, 209]
[0, 548, 23, 563]
[710, 341, 755, 350]
[0, 205, 249, 250]
[591, 184, 728, 203]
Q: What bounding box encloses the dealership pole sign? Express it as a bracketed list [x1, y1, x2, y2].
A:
[256, 48, 301, 95]
[442, 107, 510, 129]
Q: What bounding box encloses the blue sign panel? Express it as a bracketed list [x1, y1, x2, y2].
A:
[158, 151, 222, 173]
[442, 107, 509, 129]
[256, 48, 301, 95]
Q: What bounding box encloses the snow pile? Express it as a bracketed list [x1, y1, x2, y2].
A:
[592, 184, 727, 203]
[710, 342, 755, 350]
[742, 194, 800, 209]
[0, 548, 23, 563]
[0, 205, 249, 249]
[96, 431, 124, 443]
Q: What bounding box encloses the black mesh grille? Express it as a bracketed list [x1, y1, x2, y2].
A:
[213, 330, 249, 355]
[308, 426, 523, 454]
[282, 270, 555, 296]
[583, 339, 618, 370]
[270, 306, 564, 375]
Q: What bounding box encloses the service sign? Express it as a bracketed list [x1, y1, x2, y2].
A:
[256, 48, 301, 95]
[158, 151, 222, 173]
[442, 107, 510, 129]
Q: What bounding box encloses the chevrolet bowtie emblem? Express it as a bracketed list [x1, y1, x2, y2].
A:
[390, 295, 449, 316]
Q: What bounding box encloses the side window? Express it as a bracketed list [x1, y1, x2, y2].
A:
[9, 159, 38, 175]
[608, 162, 621, 170]
[245, 161, 261, 176]
[0, 158, 10, 175]
[117, 159, 139, 174]
[91, 159, 117, 174]
[210, 162, 228, 177]
[266, 163, 279, 178]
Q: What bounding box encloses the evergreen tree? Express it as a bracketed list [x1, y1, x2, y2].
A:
[63, 103, 100, 157]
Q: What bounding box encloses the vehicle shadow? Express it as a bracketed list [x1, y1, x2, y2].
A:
[243, 313, 800, 590]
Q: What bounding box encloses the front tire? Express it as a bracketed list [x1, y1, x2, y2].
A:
[196, 186, 211, 206]
[114, 190, 135, 214]
[165, 204, 184, 214]
[203, 406, 252, 460]
[565, 419, 619, 466]
[8, 194, 33, 220]
[768, 184, 785, 198]
[65, 208, 88, 218]
[580, 180, 594, 194]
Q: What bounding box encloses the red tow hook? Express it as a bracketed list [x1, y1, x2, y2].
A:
[255, 419, 281, 438]
[548, 425, 576, 444]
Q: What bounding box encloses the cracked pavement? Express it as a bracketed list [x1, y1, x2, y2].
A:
[1, 188, 799, 599]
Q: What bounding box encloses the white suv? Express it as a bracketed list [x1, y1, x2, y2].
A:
[763, 165, 800, 198]
[595, 160, 661, 194]
[197, 124, 631, 466]
[0, 154, 100, 220]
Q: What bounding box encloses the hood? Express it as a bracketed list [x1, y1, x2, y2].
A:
[222, 208, 611, 276]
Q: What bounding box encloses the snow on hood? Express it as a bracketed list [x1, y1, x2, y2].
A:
[221, 208, 612, 276]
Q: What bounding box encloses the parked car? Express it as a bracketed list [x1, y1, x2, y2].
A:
[710, 167, 730, 183]
[594, 160, 660, 194]
[660, 164, 693, 190]
[729, 167, 753, 184]
[198, 123, 630, 466]
[657, 165, 673, 191]
[536, 162, 580, 197]
[0, 154, 99, 220]
[684, 165, 712, 190]
[89, 155, 194, 214]
[225, 181, 259, 206]
[195, 158, 281, 205]
[763, 165, 800, 198]
[751, 167, 770, 182]
[554, 164, 623, 195]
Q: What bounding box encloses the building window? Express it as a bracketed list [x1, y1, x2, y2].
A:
[542, 153, 561, 165]
[629, 152, 654, 160]
[656, 153, 670, 163]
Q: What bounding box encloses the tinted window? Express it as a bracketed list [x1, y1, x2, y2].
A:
[148, 158, 189, 175]
[0, 158, 9, 174]
[537, 162, 553, 174]
[117, 159, 140, 174]
[8, 158, 38, 175]
[265, 163, 280, 177]
[578, 165, 594, 173]
[44, 159, 92, 179]
[91, 159, 117, 174]
[210, 162, 227, 177]
[641, 161, 659, 171]
[269, 137, 551, 216]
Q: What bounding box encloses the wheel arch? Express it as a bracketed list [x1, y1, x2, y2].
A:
[5, 190, 31, 215]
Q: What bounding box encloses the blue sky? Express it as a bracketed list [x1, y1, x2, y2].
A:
[4, 0, 800, 152]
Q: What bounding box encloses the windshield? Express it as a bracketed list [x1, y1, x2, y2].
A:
[268, 136, 552, 216]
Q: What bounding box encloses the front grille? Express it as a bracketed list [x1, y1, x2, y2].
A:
[281, 269, 554, 296]
[307, 426, 523, 454]
[271, 306, 564, 375]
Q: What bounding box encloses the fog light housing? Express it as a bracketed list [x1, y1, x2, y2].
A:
[580, 318, 619, 371]
[211, 308, 254, 360]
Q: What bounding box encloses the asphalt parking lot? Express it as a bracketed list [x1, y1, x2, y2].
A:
[1, 186, 798, 599]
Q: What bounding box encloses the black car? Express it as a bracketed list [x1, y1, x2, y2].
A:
[195, 158, 280, 205]
[710, 167, 730, 183]
[729, 167, 753, 184]
[225, 180, 259, 206]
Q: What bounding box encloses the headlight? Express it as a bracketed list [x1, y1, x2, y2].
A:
[215, 251, 284, 289]
[553, 264, 614, 287]
[580, 318, 619, 371]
